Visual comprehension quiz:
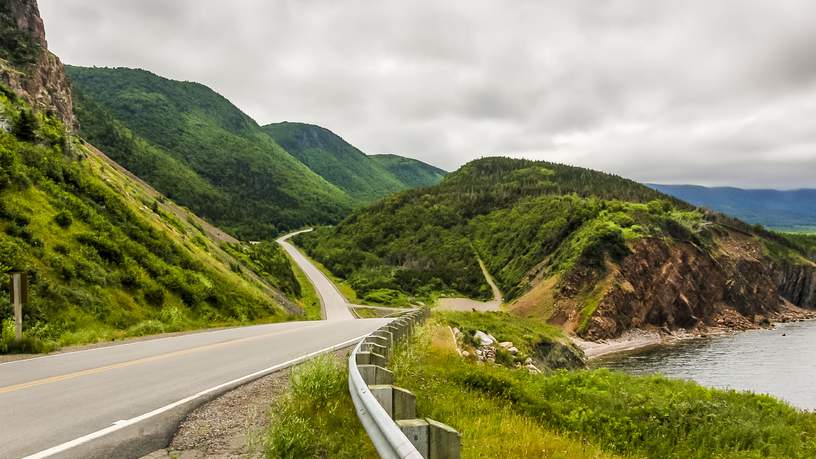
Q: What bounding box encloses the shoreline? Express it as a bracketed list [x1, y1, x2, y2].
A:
[573, 311, 816, 361]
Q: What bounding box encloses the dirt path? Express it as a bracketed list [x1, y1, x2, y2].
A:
[438, 258, 503, 312]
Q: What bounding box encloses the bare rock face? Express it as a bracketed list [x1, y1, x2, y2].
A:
[577, 235, 815, 340]
[0, 0, 74, 128]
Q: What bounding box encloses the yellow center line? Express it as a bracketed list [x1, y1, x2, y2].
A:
[0, 323, 325, 395]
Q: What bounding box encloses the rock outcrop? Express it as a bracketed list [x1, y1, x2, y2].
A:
[548, 231, 816, 341]
[0, 0, 74, 128]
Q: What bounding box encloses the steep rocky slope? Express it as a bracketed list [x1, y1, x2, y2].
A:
[0, 0, 72, 127]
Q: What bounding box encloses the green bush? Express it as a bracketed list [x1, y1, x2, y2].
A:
[53, 210, 73, 228]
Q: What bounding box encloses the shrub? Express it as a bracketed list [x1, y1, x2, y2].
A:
[53, 210, 73, 228]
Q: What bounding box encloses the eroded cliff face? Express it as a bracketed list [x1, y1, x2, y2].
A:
[545, 232, 816, 341]
[0, 0, 74, 127]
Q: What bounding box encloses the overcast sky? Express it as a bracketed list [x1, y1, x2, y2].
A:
[40, 0, 816, 188]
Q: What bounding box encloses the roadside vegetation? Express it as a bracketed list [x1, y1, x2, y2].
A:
[265, 354, 376, 458]
[391, 317, 816, 459]
[0, 85, 296, 353]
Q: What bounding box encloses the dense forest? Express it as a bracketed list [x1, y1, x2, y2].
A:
[68, 66, 353, 240]
[298, 157, 694, 303]
[0, 84, 301, 352]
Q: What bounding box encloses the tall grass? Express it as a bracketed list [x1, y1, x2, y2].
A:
[393, 320, 816, 459]
[265, 354, 376, 458]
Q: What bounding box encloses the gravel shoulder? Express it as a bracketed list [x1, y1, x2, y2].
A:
[142, 347, 353, 459]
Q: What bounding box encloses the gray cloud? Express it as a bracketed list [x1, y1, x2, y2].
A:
[39, 0, 816, 188]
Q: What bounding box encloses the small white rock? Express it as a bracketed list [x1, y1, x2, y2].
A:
[499, 341, 513, 349]
[508, 346, 519, 355]
[473, 331, 494, 346]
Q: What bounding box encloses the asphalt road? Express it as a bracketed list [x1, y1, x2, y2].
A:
[0, 318, 389, 458]
[277, 229, 356, 321]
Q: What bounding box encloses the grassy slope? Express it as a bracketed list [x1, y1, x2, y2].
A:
[370, 153, 447, 188]
[67, 66, 353, 240]
[262, 122, 407, 203]
[392, 319, 816, 459]
[0, 86, 306, 353]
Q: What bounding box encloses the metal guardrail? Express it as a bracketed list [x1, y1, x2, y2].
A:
[349, 309, 443, 459]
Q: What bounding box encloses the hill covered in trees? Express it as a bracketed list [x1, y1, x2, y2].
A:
[299, 157, 816, 339]
[68, 66, 353, 240]
[370, 154, 447, 188]
[263, 122, 408, 202]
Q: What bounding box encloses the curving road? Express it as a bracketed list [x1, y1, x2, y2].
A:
[277, 229, 356, 321]
[1, 230, 380, 458]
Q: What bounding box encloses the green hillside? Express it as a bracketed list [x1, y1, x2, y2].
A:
[263, 122, 407, 202]
[0, 86, 306, 353]
[370, 154, 446, 188]
[298, 157, 684, 303]
[67, 66, 353, 240]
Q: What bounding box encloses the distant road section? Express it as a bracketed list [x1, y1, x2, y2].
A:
[438, 258, 503, 312]
[277, 229, 356, 321]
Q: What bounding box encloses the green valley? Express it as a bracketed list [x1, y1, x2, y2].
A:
[67, 66, 353, 240]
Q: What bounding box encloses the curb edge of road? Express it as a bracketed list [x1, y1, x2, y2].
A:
[24, 333, 372, 459]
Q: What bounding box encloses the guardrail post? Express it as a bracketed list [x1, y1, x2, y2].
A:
[428, 419, 461, 459]
[369, 385, 417, 420]
[396, 419, 430, 458]
[357, 365, 394, 385]
[356, 351, 388, 368]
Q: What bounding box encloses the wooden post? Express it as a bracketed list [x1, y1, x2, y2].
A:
[10, 272, 27, 342]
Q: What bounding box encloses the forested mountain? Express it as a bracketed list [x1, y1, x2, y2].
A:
[370, 154, 446, 188]
[0, 6, 305, 353]
[67, 66, 353, 240]
[300, 157, 816, 339]
[650, 184, 816, 233]
[262, 122, 407, 202]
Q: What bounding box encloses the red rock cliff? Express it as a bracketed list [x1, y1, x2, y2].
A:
[0, 0, 74, 128]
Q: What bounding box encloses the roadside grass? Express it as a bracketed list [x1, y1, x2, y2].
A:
[288, 257, 322, 320]
[265, 354, 376, 458]
[393, 319, 816, 459]
[392, 324, 616, 459]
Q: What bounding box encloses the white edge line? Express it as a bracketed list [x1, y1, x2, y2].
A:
[23, 333, 371, 459]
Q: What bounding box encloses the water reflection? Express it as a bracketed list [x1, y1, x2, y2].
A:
[593, 320, 816, 411]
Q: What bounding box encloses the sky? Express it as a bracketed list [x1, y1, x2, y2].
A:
[39, 0, 816, 189]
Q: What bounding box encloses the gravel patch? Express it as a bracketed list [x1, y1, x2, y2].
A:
[142, 347, 353, 459]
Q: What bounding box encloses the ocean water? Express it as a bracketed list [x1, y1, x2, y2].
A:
[594, 320, 816, 411]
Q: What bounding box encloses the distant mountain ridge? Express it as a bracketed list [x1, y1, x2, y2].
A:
[262, 122, 407, 202]
[650, 184, 816, 232]
[370, 154, 447, 188]
[263, 122, 445, 201]
[68, 66, 353, 239]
